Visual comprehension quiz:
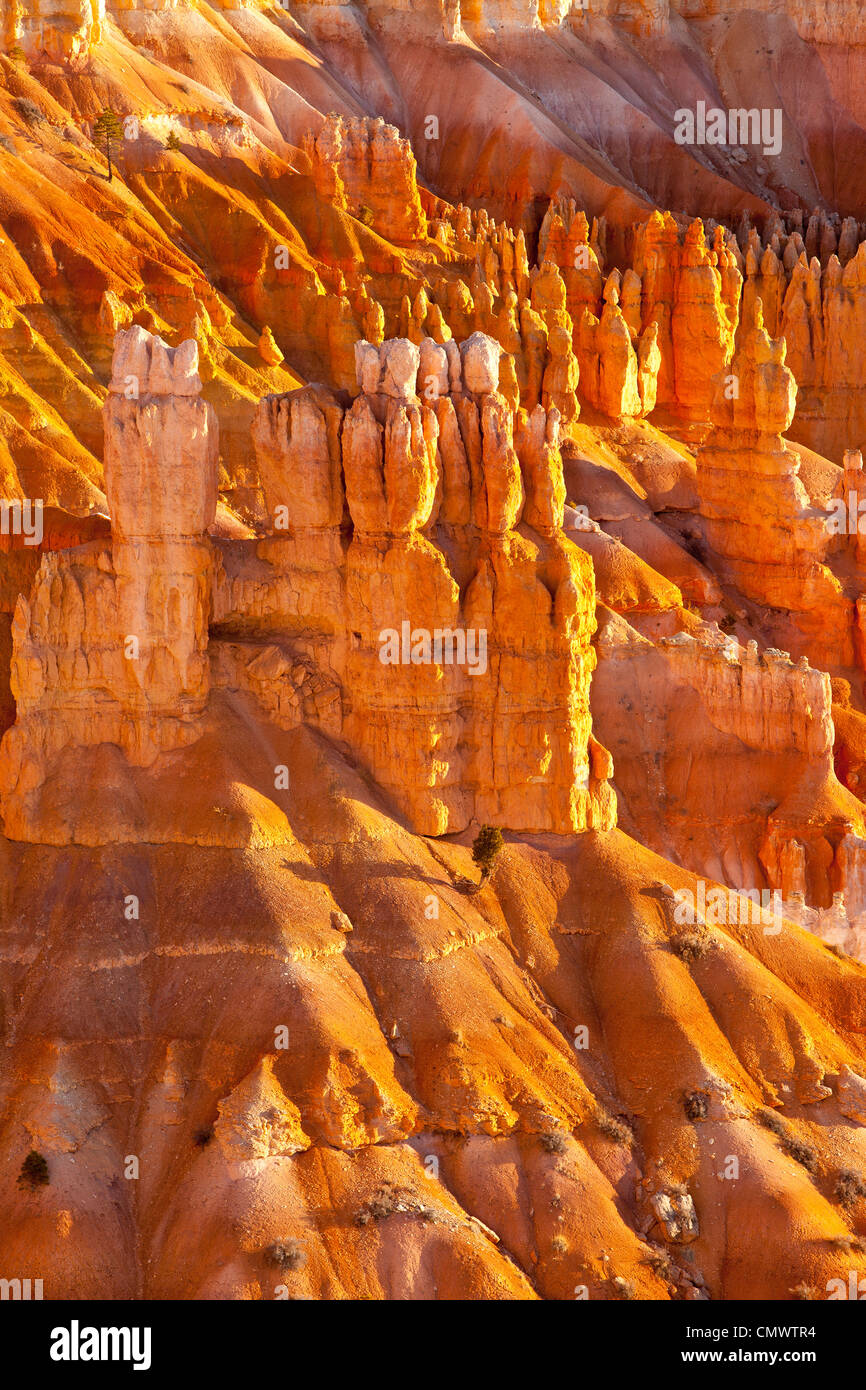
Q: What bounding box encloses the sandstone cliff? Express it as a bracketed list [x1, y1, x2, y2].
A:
[0, 327, 614, 841]
[0, 0, 864, 1309]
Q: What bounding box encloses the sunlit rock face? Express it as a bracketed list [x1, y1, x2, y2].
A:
[0, 326, 613, 842]
[1, 0, 866, 1309]
[1, 0, 104, 62]
[303, 115, 428, 245]
[0, 328, 218, 839]
[242, 331, 615, 837]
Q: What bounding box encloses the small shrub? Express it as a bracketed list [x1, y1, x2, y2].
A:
[791, 1283, 815, 1300]
[782, 1136, 818, 1173]
[193, 1126, 214, 1148]
[9, 46, 27, 66]
[264, 1240, 306, 1271]
[165, 130, 182, 152]
[551, 1233, 568, 1256]
[355, 1185, 434, 1226]
[683, 1091, 709, 1122]
[830, 1234, 866, 1252]
[539, 1131, 567, 1155]
[355, 1188, 399, 1226]
[356, 204, 375, 227]
[611, 1275, 636, 1300]
[834, 1169, 866, 1209]
[366, 1195, 395, 1220]
[645, 1248, 676, 1280]
[757, 1107, 786, 1138]
[17, 1150, 49, 1190]
[0, 134, 15, 154]
[596, 1108, 633, 1144]
[13, 97, 45, 126]
[671, 931, 711, 962]
[757, 1110, 818, 1172]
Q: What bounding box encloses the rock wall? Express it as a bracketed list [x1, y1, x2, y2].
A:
[287, 0, 866, 43]
[303, 115, 428, 245]
[0, 327, 218, 839]
[422, 206, 660, 424]
[704, 206, 866, 463]
[694, 299, 856, 670]
[235, 329, 616, 835]
[1, 0, 103, 62]
[592, 610, 862, 917]
[0, 326, 615, 843]
[659, 627, 833, 762]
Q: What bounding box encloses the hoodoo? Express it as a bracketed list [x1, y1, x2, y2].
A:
[0, 0, 864, 1315]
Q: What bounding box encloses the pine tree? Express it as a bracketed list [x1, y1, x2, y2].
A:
[471, 824, 504, 886]
[92, 108, 124, 183]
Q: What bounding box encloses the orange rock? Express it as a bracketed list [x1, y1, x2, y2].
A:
[541, 324, 580, 424]
[304, 114, 427, 245]
[697, 300, 852, 668]
[3, 10, 866, 1307]
[258, 325, 284, 367]
[238, 330, 614, 836]
[0, 328, 219, 839]
[630, 213, 741, 421]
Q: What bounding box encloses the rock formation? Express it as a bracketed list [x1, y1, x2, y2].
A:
[0, 327, 218, 839]
[303, 115, 428, 245]
[239, 330, 615, 835]
[1, 0, 103, 63]
[695, 299, 856, 670]
[0, 0, 865, 1312]
[0, 327, 613, 841]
